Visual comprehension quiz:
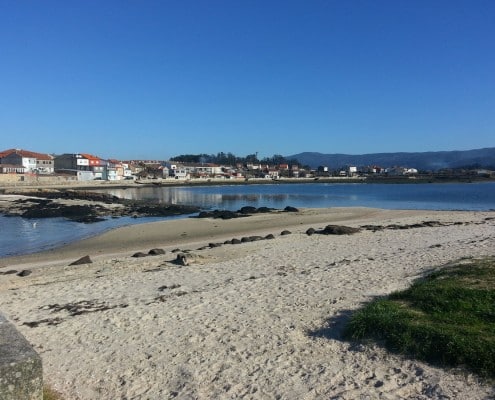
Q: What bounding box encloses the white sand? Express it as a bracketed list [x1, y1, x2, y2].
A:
[0, 208, 494, 399]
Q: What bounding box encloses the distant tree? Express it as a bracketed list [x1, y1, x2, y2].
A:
[287, 158, 301, 168]
[245, 153, 259, 164]
[169, 152, 302, 169]
[171, 154, 209, 163]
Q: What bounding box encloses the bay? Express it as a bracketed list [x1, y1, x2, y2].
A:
[1, 182, 494, 258]
[101, 182, 495, 211]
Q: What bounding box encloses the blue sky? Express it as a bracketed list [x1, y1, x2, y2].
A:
[1, 0, 494, 160]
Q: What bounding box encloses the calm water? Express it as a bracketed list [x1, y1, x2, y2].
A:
[101, 182, 495, 211]
[1, 182, 494, 258]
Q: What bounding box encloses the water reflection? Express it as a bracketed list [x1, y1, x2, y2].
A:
[99, 182, 495, 212]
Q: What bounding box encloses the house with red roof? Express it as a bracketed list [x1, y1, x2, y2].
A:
[54, 153, 107, 180]
[0, 148, 54, 174]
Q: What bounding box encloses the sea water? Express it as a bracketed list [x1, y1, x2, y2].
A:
[1, 182, 494, 258]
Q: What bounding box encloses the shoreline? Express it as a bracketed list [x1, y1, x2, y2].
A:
[1, 207, 494, 399]
[2, 207, 397, 268]
[1, 174, 494, 193]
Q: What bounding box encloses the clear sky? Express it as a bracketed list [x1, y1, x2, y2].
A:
[1, 0, 494, 160]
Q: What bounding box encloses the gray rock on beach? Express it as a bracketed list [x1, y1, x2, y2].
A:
[306, 228, 316, 236]
[176, 253, 190, 266]
[69, 255, 93, 265]
[321, 225, 360, 235]
[132, 252, 148, 258]
[148, 248, 166, 256]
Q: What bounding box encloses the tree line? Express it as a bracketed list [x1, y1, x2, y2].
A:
[170, 152, 307, 169]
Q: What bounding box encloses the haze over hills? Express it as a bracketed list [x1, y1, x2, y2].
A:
[287, 147, 495, 171]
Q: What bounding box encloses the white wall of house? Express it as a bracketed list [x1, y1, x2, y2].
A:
[77, 158, 89, 167]
[171, 169, 189, 180]
[107, 169, 118, 181]
[35, 160, 54, 174]
[22, 157, 37, 172]
[77, 171, 95, 181]
[348, 166, 358, 176]
[92, 166, 105, 179]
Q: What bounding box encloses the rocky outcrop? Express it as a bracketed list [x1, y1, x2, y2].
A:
[195, 205, 297, 220]
[0, 190, 200, 223]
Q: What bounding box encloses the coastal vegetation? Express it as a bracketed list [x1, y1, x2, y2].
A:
[43, 385, 63, 400]
[344, 257, 495, 379]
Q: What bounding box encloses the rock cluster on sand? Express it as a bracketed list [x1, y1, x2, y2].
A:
[196, 205, 299, 220]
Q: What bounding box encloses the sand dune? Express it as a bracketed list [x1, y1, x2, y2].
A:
[1, 208, 494, 399]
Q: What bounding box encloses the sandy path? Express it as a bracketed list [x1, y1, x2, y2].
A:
[0, 208, 494, 399]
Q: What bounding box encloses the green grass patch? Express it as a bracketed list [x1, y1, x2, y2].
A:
[344, 257, 495, 378]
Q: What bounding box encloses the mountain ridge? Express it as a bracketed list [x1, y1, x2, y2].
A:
[286, 147, 495, 171]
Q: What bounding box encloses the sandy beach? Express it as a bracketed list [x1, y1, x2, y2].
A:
[1, 207, 494, 399]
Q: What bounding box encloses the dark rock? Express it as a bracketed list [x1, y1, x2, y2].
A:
[280, 230, 292, 235]
[16, 269, 32, 277]
[306, 228, 316, 236]
[158, 284, 181, 291]
[249, 236, 264, 241]
[422, 220, 443, 227]
[209, 242, 222, 248]
[0, 270, 18, 275]
[320, 225, 360, 235]
[132, 252, 148, 258]
[131, 204, 199, 217]
[239, 206, 257, 214]
[231, 238, 242, 244]
[284, 206, 299, 212]
[70, 215, 106, 223]
[148, 248, 165, 255]
[219, 210, 240, 220]
[22, 204, 95, 219]
[176, 253, 189, 266]
[361, 225, 383, 231]
[241, 237, 252, 243]
[69, 255, 93, 265]
[265, 234, 275, 239]
[386, 224, 409, 230]
[257, 207, 272, 213]
[224, 240, 233, 244]
[197, 209, 240, 220]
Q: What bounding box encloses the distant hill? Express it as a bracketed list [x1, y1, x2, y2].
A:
[286, 147, 495, 171]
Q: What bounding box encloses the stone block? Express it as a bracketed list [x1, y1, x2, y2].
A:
[0, 313, 42, 400]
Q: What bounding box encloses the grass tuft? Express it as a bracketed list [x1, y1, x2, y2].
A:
[43, 385, 63, 400]
[344, 257, 495, 378]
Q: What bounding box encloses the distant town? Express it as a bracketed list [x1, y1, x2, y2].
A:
[0, 148, 493, 186]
